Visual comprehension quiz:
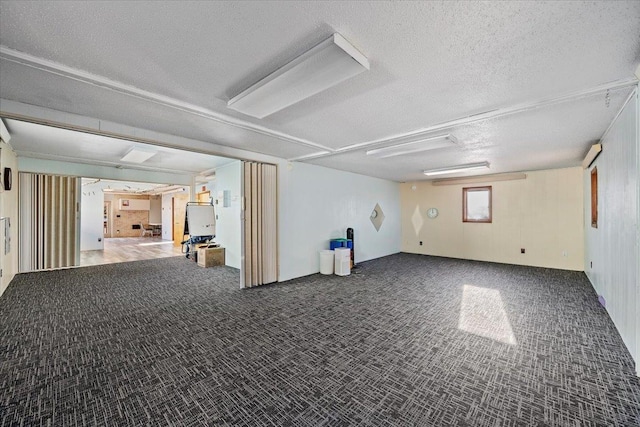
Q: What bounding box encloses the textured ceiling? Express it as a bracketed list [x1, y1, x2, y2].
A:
[308, 87, 633, 181]
[81, 178, 173, 195]
[0, 1, 639, 181]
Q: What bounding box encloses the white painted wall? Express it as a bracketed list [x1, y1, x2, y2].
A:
[400, 167, 584, 271]
[214, 161, 241, 269]
[80, 182, 105, 251]
[278, 162, 401, 281]
[584, 88, 639, 371]
[0, 139, 19, 297]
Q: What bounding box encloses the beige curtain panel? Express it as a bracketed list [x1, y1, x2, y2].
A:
[242, 162, 277, 288]
[19, 173, 79, 272]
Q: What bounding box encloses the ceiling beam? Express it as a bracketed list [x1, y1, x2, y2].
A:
[0, 45, 334, 153]
[18, 157, 192, 185]
[0, 99, 283, 166]
[15, 150, 201, 176]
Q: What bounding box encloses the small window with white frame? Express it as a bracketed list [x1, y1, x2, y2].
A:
[463, 186, 492, 223]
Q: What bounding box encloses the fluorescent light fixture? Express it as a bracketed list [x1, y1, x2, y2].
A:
[0, 119, 11, 144]
[423, 162, 490, 176]
[366, 134, 457, 158]
[161, 187, 187, 195]
[432, 172, 526, 186]
[582, 143, 602, 169]
[120, 147, 157, 164]
[227, 33, 369, 118]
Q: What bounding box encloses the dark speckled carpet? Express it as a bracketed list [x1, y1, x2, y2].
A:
[1, 253, 639, 426]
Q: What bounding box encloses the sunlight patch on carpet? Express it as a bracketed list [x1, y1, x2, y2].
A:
[458, 284, 517, 345]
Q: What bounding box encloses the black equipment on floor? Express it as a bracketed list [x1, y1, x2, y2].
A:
[347, 227, 356, 269]
[181, 201, 216, 259]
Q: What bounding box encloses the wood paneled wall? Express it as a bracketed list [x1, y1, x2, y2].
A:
[584, 88, 639, 370]
[400, 167, 584, 271]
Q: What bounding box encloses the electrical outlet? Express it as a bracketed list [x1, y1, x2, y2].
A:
[419, 241, 423, 246]
[562, 250, 568, 257]
[521, 248, 525, 254]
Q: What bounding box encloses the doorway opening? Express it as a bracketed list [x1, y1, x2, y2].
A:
[80, 178, 190, 266]
[5, 118, 250, 285]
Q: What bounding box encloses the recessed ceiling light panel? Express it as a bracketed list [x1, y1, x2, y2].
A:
[120, 147, 157, 164]
[227, 33, 370, 119]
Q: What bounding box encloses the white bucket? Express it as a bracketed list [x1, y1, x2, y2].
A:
[319, 250, 334, 275]
[334, 248, 351, 276]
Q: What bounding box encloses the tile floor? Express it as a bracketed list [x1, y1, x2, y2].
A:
[80, 237, 183, 266]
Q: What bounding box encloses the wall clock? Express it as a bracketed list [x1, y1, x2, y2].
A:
[3, 167, 11, 191]
[427, 207, 438, 219]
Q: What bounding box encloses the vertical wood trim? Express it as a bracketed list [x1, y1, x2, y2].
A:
[54, 176, 61, 268]
[257, 163, 263, 285]
[59, 177, 65, 268]
[590, 167, 598, 228]
[251, 163, 259, 287]
[18, 173, 79, 272]
[35, 175, 39, 269]
[239, 163, 246, 289]
[243, 162, 252, 287]
[43, 175, 48, 269]
[260, 164, 266, 285]
[50, 176, 55, 268]
[63, 177, 69, 266]
[241, 161, 278, 288]
[73, 177, 79, 266]
[262, 164, 278, 284]
[33, 175, 38, 270]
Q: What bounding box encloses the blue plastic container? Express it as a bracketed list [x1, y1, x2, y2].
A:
[330, 238, 353, 250]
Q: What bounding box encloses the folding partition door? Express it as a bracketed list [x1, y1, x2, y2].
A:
[241, 162, 277, 288]
[19, 173, 79, 271]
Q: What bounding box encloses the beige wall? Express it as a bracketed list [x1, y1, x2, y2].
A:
[0, 139, 19, 296]
[400, 167, 584, 271]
